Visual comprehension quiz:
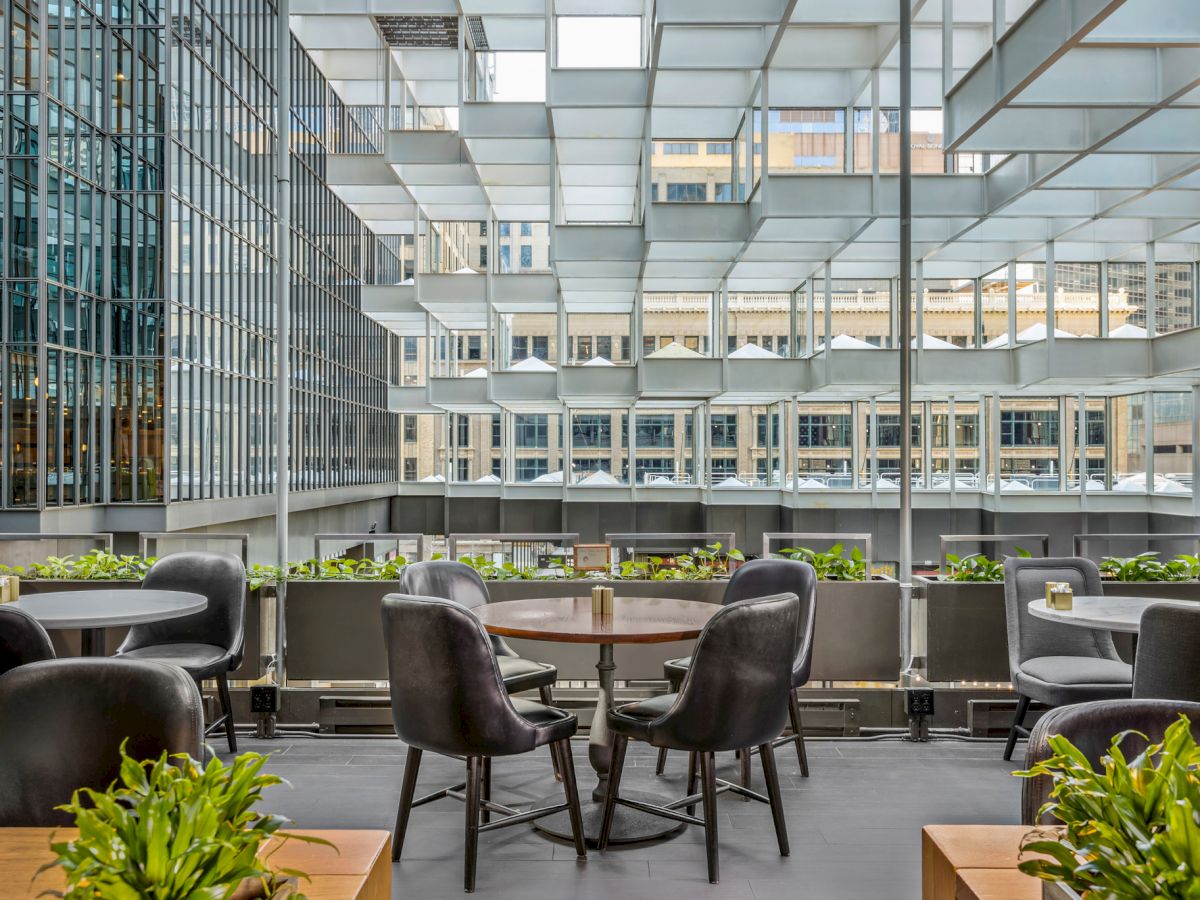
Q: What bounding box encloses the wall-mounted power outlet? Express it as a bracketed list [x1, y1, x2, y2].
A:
[905, 688, 935, 717]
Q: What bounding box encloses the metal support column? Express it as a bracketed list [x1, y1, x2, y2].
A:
[274, 0, 293, 686]
[898, 0, 915, 675]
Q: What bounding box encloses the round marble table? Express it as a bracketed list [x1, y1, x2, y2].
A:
[475, 595, 720, 845]
[1027, 595, 1195, 633]
[8, 590, 208, 656]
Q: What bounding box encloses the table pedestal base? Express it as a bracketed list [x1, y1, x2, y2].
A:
[532, 790, 686, 846]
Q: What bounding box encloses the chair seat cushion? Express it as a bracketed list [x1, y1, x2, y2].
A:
[1017, 656, 1133, 706]
[511, 698, 577, 746]
[117, 643, 232, 680]
[663, 657, 690, 682]
[497, 656, 557, 694]
[608, 693, 677, 743]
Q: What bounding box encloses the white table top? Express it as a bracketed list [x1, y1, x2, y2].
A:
[1027, 595, 1196, 633]
[8, 590, 208, 629]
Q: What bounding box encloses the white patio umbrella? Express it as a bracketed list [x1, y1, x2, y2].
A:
[453, 266, 479, 274]
[1108, 323, 1148, 338]
[474, 474, 501, 484]
[728, 343, 780, 359]
[578, 469, 619, 485]
[581, 356, 615, 366]
[419, 474, 446, 483]
[912, 334, 959, 349]
[1000, 479, 1035, 492]
[983, 323, 1077, 348]
[646, 341, 704, 359]
[815, 333, 878, 351]
[531, 470, 564, 483]
[463, 367, 489, 378]
[507, 356, 556, 372]
[715, 476, 749, 488]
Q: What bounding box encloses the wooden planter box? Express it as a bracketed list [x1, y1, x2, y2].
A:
[18, 579, 264, 680]
[283, 580, 401, 681]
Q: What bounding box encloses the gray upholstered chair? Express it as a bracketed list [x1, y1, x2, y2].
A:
[1134, 603, 1200, 703]
[1002, 556, 1132, 760]
[657, 558, 818, 781]
[1022, 698, 1200, 825]
[0, 658, 204, 826]
[115, 551, 246, 753]
[599, 593, 800, 884]
[382, 593, 585, 892]
[0, 605, 55, 677]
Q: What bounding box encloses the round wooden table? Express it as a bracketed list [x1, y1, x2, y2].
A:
[475, 595, 719, 844]
[8, 590, 208, 656]
[1027, 595, 1195, 633]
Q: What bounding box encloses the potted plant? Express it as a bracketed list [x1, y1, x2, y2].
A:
[917, 549, 1032, 684]
[39, 743, 331, 899]
[1015, 715, 1200, 899]
[1097, 551, 1200, 604]
[771, 544, 901, 682]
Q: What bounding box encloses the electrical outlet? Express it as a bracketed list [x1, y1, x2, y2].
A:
[250, 684, 280, 714]
[905, 688, 935, 717]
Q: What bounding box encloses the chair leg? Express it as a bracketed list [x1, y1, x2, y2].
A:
[759, 742, 790, 857]
[464, 756, 483, 893]
[789, 690, 810, 777]
[597, 734, 629, 850]
[1004, 694, 1032, 761]
[655, 746, 669, 776]
[686, 751, 699, 816]
[392, 747, 423, 861]
[555, 739, 587, 858]
[699, 751, 720, 884]
[481, 756, 492, 825]
[216, 673, 237, 754]
[539, 685, 563, 782]
[738, 748, 752, 799]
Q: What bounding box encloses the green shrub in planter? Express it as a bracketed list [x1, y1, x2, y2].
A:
[1100, 552, 1200, 583]
[940, 547, 1031, 582]
[775, 544, 866, 581]
[1016, 715, 1200, 899]
[41, 742, 330, 899]
[0, 551, 155, 582]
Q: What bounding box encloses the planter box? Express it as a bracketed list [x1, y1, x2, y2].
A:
[1100, 580, 1200, 602]
[921, 578, 1010, 684]
[284, 580, 400, 681]
[811, 578, 901, 682]
[18, 579, 264, 680]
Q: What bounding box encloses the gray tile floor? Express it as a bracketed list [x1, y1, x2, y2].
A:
[230, 734, 1021, 899]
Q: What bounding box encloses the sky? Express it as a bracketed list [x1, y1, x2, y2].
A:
[489, 16, 643, 102]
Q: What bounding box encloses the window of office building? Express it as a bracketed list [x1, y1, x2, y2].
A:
[634, 408, 697, 486]
[642, 293, 714, 358]
[768, 108, 846, 174]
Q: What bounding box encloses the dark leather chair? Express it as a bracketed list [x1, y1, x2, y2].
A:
[115, 551, 246, 753]
[1022, 698, 1200, 825]
[382, 593, 586, 892]
[0, 658, 204, 826]
[1133, 603, 1200, 703]
[599, 592, 800, 884]
[1001, 556, 1132, 760]
[0, 605, 55, 677]
[657, 558, 817, 781]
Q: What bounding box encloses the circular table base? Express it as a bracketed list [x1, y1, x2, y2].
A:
[532, 789, 687, 846]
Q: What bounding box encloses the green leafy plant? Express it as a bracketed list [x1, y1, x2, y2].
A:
[609, 543, 743, 581]
[284, 556, 407, 581]
[41, 743, 332, 899]
[776, 544, 867, 581]
[1100, 551, 1200, 583]
[0, 551, 156, 582]
[1015, 715, 1200, 899]
[940, 547, 1030, 582]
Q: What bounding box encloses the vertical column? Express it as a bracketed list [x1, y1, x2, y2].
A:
[275, 0, 293, 685]
[991, 393, 1002, 499]
[898, 0, 914, 673]
[1098, 260, 1109, 337]
[1057, 395, 1069, 491]
[1045, 240, 1056, 355]
[1143, 391, 1155, 492]
[922, 400, 933, 492]
[914, 259, 924, 351]
[1192, 385, 1200, 517]
[942, 0, 955, 173]
[947, 395, 957, 497]
[805, 276, 816, 356]
[1077, 391, 1088, 500]
[1007, 260, 1018, 348]
[973, 277, 983, 348]
[1145, 241, 1157, 338]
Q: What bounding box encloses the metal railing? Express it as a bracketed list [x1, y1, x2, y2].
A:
[0, 532, 114, 552]
[139, 533, 250, 564]
[313, 533, 429, 563]
[446, 533, 579, 569]
[604, 532, 738, 563]
[762, 532, 873, 572]
[938, 533, 1050, 574]
[1073, 533, 1200, 559]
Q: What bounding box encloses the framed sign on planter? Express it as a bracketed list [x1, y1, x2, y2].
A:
[573, 544, 612, 573]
